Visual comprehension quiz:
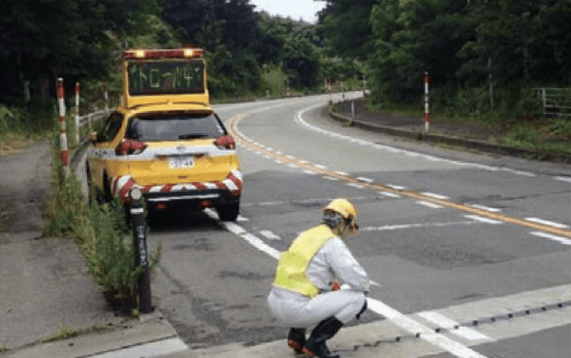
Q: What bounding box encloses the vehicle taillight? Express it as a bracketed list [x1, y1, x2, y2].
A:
[115, 139, 147, 156]
[213, 135, 235, 150]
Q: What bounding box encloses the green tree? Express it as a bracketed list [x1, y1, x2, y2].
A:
[317, 0, 377, 59]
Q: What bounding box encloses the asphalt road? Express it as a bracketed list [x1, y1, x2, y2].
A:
[98, 93, 571, 357]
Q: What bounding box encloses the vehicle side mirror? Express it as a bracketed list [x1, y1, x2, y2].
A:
[89, 132, 99, 144]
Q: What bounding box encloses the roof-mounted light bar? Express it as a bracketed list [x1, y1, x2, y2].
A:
[123, 48, 205, 60]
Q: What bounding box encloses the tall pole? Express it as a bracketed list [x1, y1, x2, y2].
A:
[57, 78, 69, 176]
[74, 82, 80, 144]
[423, 72, 430, 133]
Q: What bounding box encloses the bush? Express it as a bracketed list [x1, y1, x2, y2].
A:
[45, 130, 161, 312]
[83, 198, 161, 311]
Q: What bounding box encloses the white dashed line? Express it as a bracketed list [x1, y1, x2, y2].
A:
[530, 231, 571, 245]
[416, 201, 444, 209]
[303, 170, 317, 175]
[464, 215, 503, 225]
[346, 183, 364, 189]
[554, 176, 571, 183]
[361, 221, 477, 232]
[356, 177, 374, 183]
[288, 164, 298, 168]
[237, 215, 249, 222]
[386, 184, 406, 190]
[421, 192, 450, 200]
[525, 218, 569, 229]
[469, 204, 501, 212]
[336, 171, 350, 176]
[378, 191, 401, 198]
[323, 176, 339, 181]
[315, 164, 328, 170]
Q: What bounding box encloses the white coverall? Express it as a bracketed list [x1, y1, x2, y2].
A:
[267, 236, 370, 328]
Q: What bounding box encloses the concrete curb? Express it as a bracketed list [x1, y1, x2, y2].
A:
[328, 107, 571, 164]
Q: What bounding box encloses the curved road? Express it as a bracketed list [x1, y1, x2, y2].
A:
[137, 94, 570, 357]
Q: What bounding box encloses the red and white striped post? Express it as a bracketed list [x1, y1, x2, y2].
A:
[423, 71, 430, 133]
[74, 82, 80, 144]
[57, 78, 69, 176]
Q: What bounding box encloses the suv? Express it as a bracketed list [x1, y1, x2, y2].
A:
[85, 49, 242, 221]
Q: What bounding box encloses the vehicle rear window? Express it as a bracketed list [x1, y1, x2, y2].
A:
[126, 113, 226, 142]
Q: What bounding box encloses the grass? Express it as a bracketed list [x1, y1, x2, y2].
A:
[43, 323, 110, 343]
[0, 343, 9, 353]
[364, 97, 571, 157]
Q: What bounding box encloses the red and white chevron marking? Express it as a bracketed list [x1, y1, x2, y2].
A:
[110, 170, 243, 199]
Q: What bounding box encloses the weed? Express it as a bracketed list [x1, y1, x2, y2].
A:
[43, 324, 77, 343]
[0, 343, 9, 353]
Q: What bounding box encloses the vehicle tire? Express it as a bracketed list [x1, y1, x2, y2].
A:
[216, 201, 240, 221]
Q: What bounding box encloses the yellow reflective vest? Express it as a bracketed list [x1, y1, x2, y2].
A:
[273, 224, 336, 297]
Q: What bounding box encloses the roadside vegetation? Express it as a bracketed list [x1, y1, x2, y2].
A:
[44, 123, 161, 313]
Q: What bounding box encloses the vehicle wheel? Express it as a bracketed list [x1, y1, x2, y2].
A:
[216, 201, 240, 221]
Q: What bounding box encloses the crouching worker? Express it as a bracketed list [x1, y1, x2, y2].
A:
[267, 199, 370, 358]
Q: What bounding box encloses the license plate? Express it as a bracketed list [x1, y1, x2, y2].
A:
[169, 156, 194, 169]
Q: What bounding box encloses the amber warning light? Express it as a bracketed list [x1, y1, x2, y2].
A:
[123, 49, 205, 60]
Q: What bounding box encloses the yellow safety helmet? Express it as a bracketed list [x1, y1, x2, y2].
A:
[323, 198, 359, 235]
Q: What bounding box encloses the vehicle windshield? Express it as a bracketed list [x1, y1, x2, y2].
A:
[126, 113, 226, 142]
[127, 59, 204, 96]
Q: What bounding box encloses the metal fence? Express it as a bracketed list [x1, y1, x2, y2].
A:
[534, 88, 571, 118]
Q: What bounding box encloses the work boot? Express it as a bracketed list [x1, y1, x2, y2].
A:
[302, 317, 343, 358]
[287, 327, 306, 354]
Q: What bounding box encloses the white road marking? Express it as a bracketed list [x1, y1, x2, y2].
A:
[386, 184, 406, 190]
[378, 191, 402, 198]
[530, 231, 571, 245]
[361, 221, 477, 232]
[219, 211, 490, 358]
[303, 170, 317, 175]
[347, 183, 364, 189]
[422, 192, 450, 200]
[274, 160, 282, 164]
[468, 204, 501, 212]
[260, 201, 286, 206]
[237, 215, 249, 222]
[315, 164, 328, 170]
[525, 218, 569, 229]
[417, 201, 444, 209]
[91, 337, 187, 358]
[260, 230, 281, 240]
[416, 311, 490, 341]
[336, 171, 350, 176]
[464, 215, 503, 225]
[291, 103, 561, 184]
[356, 176, 374, 183]
[288, 163, 298, 168]
[366, 299, 489, 358]
[324, 176, 339, 181]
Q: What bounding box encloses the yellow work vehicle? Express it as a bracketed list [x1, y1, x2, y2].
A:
[86, 48, 242, 221]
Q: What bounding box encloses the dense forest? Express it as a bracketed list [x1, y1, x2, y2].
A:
[1, 0, 570, 133]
